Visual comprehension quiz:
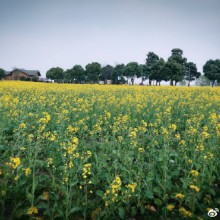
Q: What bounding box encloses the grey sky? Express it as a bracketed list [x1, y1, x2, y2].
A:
[0, 0, 220, 77]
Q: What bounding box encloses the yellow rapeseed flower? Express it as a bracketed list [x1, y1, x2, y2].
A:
[25, 168, 31, 176]
[9, 157, 21, 169]
[167, 204, 175, 211]
[175, 193, 185, 199]
[190, 185, 200, 192]
[179, 207, 193, 218]
[126, 182, 137, 192]
[138, 148, 145, 153]
[19, 123, 26, 129]
[190, 170, 199, 177]
[42, 192, 49, 200]
[27, 206, 38, 215]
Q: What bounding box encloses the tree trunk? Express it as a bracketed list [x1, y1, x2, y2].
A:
[149, 79, 151, 86]
[188, 80, 191, 86]
[170, 79, 173, 86]
[131, 78, 134, 85]
[156, 81, 158, 86]
[175, 81, 177, 86]
[212, 80, 215, 87]
[159, 81, 161, 86]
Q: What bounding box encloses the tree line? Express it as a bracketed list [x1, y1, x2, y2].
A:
[1, 48, 219, 86]
[45, 48, 220, 86]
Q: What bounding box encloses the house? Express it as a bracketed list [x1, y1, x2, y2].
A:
[4, 69, 41, 80]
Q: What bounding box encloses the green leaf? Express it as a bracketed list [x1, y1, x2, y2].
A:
[131, 206, 137, 217]
[69, 207, 81, 215]
[37, 202, 49, 209]
[153, 187, 162, 196]
[38, 174, 49, 183]
[210, 189, 216, 196]
[25, 189, 32, 201]
[145, 190, 154, 199]
[96, 190, 104, 197]
[118, 207, 125, 219]
[154, 198, 162, 206]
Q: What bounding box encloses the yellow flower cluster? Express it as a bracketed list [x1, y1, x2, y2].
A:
[24, 168, 31, 176]
[82, 163, 92, 179]
[138, 148, 145, 153]
[179, 207, 193, 218]
[7, 157, 21, 169]
[190, 170, 199, 177]
[104, 176, 122, 204]
[167, 204, 175, 211]
[190, 185, 200, 192]
[126, 182, 137, 192]
[42, 192, 49, 200]
[27, 206, 38, 215]
[175, 193, 185, 199]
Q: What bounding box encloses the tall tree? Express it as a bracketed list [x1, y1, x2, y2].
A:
[85, 62, 101, 83]
[203, 59, 220, 86]
[150, 58, 166, 85]
[64, 68, 74, 83]
[167, 48, 187, 85]
[145, 52, 159, 85]
[184, 62, 201, 86]
[139, 64, 147, 84]
[0, 68, 5, 80]
[124, 62, 142, 85]
[46, 67, 64, 82]
[112, 64, 125, 84]
[163, 60, 183, 85]
[100, 65, 114, 83]
[64, 65, 85, 83]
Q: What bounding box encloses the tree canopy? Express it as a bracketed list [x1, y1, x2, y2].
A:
[145, 52, 160, 85]
[85, 62, 101, 83]
[203, 59, 220, 86]
[166, 48, 187, 85]
[46, 67, 64, 82]
[112, 64, 125, 84]
[0, 68, 5, 80]
[43, 48, 219, 86]
[185, 62, 201, 86]
[100, 65, 114, 82]
[65, 65, 85, 83]
[124, 62, 142, 85]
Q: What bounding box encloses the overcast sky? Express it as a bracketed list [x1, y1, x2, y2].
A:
[0, 0, 220, 77]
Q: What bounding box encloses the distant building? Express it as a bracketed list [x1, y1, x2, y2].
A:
[3, 69, 41, 80]
[106, 80, 112, 85]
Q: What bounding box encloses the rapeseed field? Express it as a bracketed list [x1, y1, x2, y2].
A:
[0, 81, 220, 219]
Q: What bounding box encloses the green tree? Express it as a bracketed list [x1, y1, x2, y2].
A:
[139, 64, 146, 84]
[0, 68, 5, 80]
[185, 62, 201, 86]
[112, 64, 125, 84]
[145, 52, 159, 85]
[150, 58, 165, 85]
[100, 65, 114, 83]
[85, 62, 101, 83]
[166, 48, 187, 85]
[124, 62, 142, 85]
[203, 59, 220, 86]
[64, 65, 85, 84]
[163, 60, 183, 85]
[46, 67, 64, 82]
